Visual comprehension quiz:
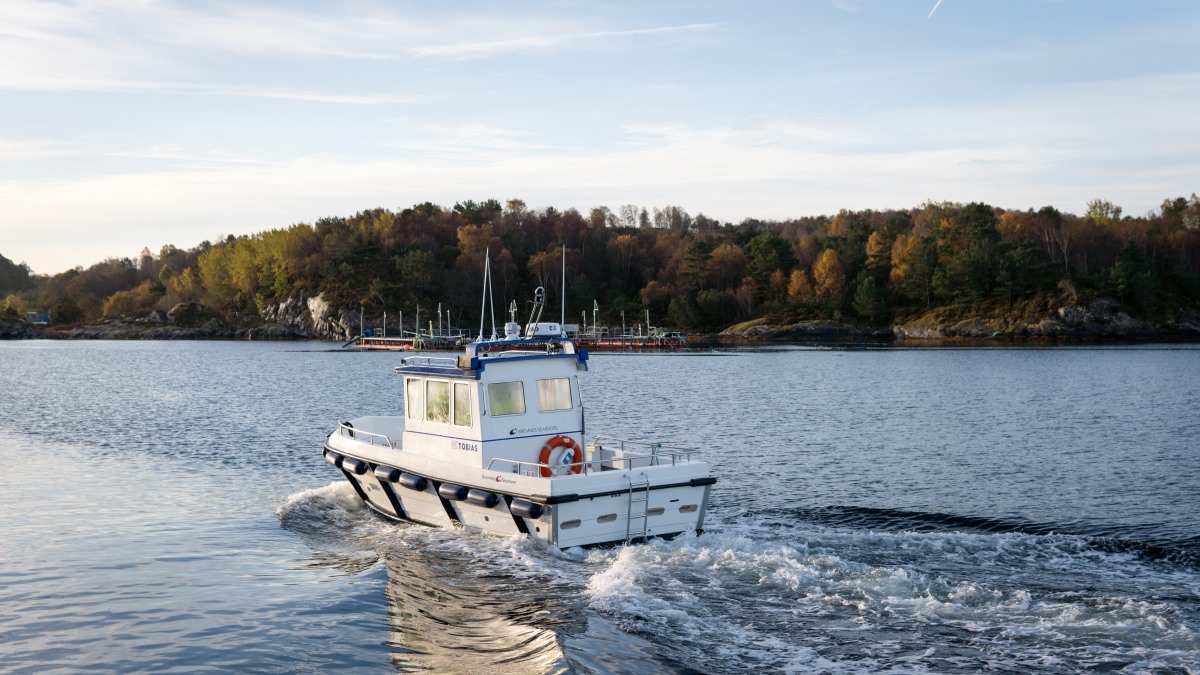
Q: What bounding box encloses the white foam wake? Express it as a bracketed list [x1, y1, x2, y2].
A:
[580, 525, 1200, 673]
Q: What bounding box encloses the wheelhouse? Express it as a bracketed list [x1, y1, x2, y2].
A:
[393, 337, 588, 473]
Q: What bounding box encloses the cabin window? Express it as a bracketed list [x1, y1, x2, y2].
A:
[536, 378, 573, 412]
[426, 380, 450, 423]
[453, 382, 471, 427]
[488, 381, 526, 416]
[405, 378, 422, 420]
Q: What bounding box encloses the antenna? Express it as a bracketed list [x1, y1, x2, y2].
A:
[488, 253, 497, 340]
[478, 248, 490, 341]
[560, 243, 566, 330]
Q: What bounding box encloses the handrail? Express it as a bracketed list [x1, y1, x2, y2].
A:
[485, 457, 587, 476]
[589, 435, 698, 456]
[337, 422, 394, 448]
[485, 436, 701, 477]
[396, 356, 459, 368]
[482, 349, 554, 358]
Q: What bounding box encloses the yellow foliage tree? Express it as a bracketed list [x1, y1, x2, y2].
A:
[787, 269, 813, 303]
[889, 233, 915, 289]
[102, 280, 159, 319]
[812, 249, 845, 303]
[768, 269, 787, 303]
[706, 242, 746, 291]
[865, 230, 892, 274]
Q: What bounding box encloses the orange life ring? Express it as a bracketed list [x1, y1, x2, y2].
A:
[539, 434, 582, 478]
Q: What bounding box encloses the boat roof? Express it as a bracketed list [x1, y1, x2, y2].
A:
[393, 337, 588, 380]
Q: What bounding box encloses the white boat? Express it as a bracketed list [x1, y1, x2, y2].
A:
[322, 288, 716, 548]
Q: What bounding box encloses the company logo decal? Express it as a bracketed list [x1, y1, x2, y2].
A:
[509, 426, 558, 436]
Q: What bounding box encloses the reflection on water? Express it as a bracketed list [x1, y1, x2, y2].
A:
[277, 482, 702, 674]
[382, 552, 577, 674]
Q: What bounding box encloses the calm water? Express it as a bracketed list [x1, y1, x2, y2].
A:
[1, 340, 1198, 673]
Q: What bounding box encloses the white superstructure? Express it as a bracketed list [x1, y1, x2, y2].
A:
[322, 314, 715, 548]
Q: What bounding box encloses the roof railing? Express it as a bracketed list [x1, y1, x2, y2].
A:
[395, 356, 459, 369]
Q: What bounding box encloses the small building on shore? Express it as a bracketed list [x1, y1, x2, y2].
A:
[25, 312, 49, 325]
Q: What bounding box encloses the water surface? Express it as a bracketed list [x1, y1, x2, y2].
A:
[1, 341, 1197, 673]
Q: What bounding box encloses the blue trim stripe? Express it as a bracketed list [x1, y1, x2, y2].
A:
[405, 429, 583, 443]
[488, 429, 583, 443]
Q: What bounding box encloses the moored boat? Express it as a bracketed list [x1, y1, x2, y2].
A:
[575, 331, 688, 351]
[322, 289, 716, 548]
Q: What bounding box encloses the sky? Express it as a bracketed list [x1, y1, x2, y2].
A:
[1, 0, 1198, 275]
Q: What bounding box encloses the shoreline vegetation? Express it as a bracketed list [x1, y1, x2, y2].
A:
[4, 196, 1200, 345]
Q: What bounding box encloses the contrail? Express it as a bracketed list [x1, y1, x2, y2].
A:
[928, 0, 944, 18]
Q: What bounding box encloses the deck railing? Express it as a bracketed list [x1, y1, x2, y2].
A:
[337, 421, 394, 448]
[589, 436, 702, 468]
[485, 436, 701, 477]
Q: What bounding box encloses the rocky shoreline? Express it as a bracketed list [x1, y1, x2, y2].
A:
[6, 296, 1200, 345]
[719, 298, 1200, 343]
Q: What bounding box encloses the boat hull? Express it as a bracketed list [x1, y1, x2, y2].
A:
[323, 442, 713, 548]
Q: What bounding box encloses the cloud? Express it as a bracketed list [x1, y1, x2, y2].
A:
[0, 0, 717, 96]
[8, 67, 1198, 274]
[0, 139, 83, 161]
[408, 23, 717, 59]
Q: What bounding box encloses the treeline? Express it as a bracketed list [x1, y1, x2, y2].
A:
[3, 195, 1200, 332]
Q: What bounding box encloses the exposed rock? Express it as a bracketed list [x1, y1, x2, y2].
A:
[1053, 299, 1148, 337]
[892, 298, 1200, 340]
[0, 317, 43, 339]
[715, 298, 1200, 344]
[167, 303, 210, 325]
[306, 294, 349, 339]
[1171, 311, 1200, 337]
[721, 320, 874, 341]
[259, 291, 358, 340]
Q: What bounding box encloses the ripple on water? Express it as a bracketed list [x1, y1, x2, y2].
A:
[3, 342, 1200, 674]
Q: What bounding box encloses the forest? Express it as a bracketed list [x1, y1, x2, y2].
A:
[3, 194, 1200, 335]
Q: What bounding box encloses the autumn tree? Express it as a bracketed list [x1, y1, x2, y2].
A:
[767, 269, 788, 303]
[813, 249, 846, 304]
[787, 269, 814, 303]
[864, 230, 893, 280]
[890, 233, 937, 307]
[1085, 198, 1123, 224]
[706, 243, 747, 290]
